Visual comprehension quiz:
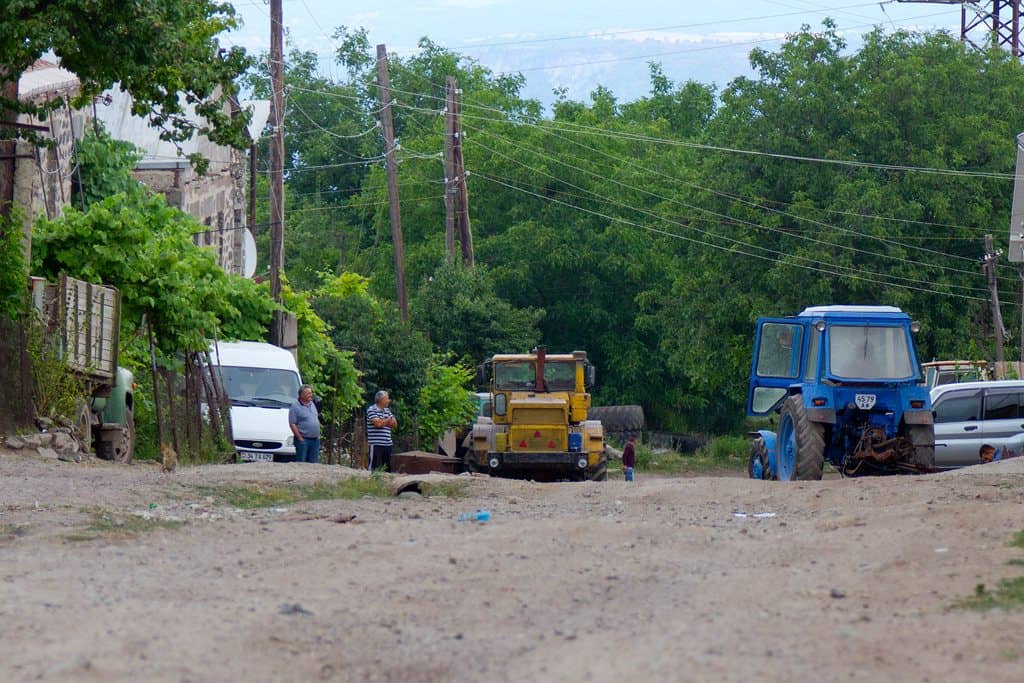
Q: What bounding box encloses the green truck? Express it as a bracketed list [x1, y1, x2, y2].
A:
[30, 274, 136, 461]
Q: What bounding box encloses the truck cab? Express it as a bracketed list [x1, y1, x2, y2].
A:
[748, 306, 934, 479]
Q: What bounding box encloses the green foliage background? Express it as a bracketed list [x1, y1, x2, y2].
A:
[250, 21, 1024, 435]
[18, 13, 1024, 443]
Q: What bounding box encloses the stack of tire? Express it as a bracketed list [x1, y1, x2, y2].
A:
[588, 405, 644, 443]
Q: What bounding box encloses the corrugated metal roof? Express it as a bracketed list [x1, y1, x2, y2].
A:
[18, 60, 78, 102]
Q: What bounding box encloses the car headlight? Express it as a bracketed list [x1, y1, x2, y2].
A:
[286, 435, 294, 447]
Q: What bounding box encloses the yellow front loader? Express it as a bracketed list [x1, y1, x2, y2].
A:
[467, 348, 607, 481]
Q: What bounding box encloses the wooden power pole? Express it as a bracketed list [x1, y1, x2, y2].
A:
[268, 0, 285, 313]
[443, 78, 457, 263]
[376, 44, 408, 321]
[984, 234, 1007, 374]
[446, 77, 474, 267]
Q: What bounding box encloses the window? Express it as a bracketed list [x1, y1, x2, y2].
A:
[494, 361, 536, 391]
[829, 325, 913, 380]
[984, 392, 1023, 420]
[216, 366, 300, 407]
[544, 361, 576, 391]
[804, 328, 820, 381]
[756, 322, 803, 378]
[933, 390, 982, 423]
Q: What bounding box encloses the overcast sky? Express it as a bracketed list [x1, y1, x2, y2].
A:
[224, 0, 965, 104]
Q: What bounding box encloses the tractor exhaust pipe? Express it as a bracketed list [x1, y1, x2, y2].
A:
[533, 345, 546, 393]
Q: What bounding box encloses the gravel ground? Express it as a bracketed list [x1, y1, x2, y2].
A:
[2, 448, 1024, 682]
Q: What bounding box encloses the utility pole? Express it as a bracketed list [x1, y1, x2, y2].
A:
[268, 0, 285, 318]
[376, 44, 408, 321]
[451, 78, 473, 267]
[443, 78, 457, 263]
[984, 234, 1007, 374]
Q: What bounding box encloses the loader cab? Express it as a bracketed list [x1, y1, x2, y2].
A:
[747, 306, 924, 417]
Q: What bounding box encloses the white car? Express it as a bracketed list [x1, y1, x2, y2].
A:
[209, 341, 302, 462]
[931, 380, 1024, 468]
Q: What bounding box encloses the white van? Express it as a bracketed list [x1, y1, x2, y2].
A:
[210, 341, 301, 462]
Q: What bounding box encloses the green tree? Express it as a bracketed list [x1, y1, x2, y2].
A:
[417, 359, 476, 446]
[2, 1, 251, 163]
[412, 262, 543, 362]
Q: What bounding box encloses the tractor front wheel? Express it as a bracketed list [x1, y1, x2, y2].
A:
[748, 437, 770, 480]
[906, 424, 935, 470]
[777, 395, 825, 481]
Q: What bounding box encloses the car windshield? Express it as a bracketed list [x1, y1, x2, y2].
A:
[217, 366, 300, 407]
[544, 361, 576, 391]
[494, 361, 536, 390]
[828, 325, 914, 380]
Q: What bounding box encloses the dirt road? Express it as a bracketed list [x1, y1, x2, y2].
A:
[2, 448, 1023, 682]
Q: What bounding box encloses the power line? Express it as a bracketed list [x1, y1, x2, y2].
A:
[490, 9, 954, 76]
[448, 2, 892, 50]
[463, 140, 991, 296]
[461, 121, 999, 282]
[470, 170, 992, 302]
[280, 80, 1013, 235]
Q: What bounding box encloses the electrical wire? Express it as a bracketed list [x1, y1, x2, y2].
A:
[469, 169, 991, 302]
[462, 140, 992, 296]
[448, 2, 893, 50]
[460, 121, 1002, 281]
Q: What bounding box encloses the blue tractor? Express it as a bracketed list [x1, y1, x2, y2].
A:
[747, 306, 934, 479]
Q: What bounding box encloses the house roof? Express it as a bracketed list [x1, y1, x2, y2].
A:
[18, 60, 79, 103]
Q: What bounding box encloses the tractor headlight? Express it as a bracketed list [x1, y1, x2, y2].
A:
[489, 457, 500, 469]
[577, 458, 588, 469]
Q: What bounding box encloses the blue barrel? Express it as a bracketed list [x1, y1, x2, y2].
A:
[568, 432, 583, 452]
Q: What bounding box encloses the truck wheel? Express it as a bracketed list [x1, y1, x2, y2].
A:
[112, 406, 135, 464]
[777, 396, 824, 481]
[906, 424, 935, 470]
[74, 399, 94, 455]
[748, 438, 770, 480]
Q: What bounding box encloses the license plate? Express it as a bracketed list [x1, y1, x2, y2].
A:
[239, 451, 273, 462]
[855, 394, 877, 410]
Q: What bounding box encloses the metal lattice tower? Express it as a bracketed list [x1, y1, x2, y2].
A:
[898, 1, 1024, 56]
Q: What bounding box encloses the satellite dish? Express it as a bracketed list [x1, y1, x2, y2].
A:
[241, 228, 257, 279]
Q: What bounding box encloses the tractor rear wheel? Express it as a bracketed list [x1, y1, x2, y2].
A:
[748, 437, 770, 480]
[777, 395, 825, 481]
[906, 424, 935, 470]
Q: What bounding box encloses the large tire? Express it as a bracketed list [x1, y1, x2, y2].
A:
[906, 424, 935, 470]
[111, 406, 135, 464]
[589, 405, 645, 432]
[777, 395, 825, 481]
[586, 460, 608, 481]
[73, 399, 94, 455]
[748, 437, 770, 480]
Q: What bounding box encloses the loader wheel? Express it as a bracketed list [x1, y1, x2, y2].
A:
[906, 424, 935, 470]
[586, 461, 608, 481]
[588, 405, 645, 432]
[748, 437, 770, 480]
[777, 395, 824, 481]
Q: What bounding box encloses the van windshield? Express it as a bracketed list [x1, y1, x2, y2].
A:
[217, 366, 300, 407]
[829, 325, 914, 380]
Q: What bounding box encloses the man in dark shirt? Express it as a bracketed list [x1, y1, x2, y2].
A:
[622, 436, 636, 482]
